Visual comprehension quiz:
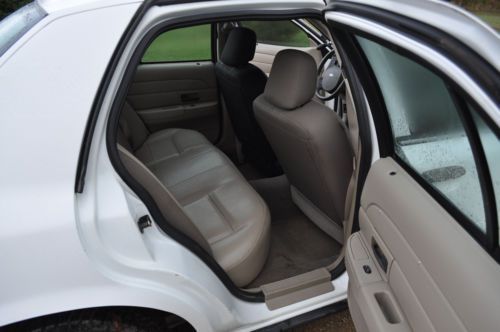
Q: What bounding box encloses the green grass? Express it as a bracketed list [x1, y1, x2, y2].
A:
[142, 25, 212, 63]
[473, 11, 500, 31]
[142, 21, 311, 63]
[242, 21, 310, 47]
[257, 31, 310, 48]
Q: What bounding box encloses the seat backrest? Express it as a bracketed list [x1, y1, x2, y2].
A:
[214, 28, 268, 152]
[117, 145, 212, 254]
[254, 49, 353, 233]
[117, 102, 149, 152]
[116, 104, 212, 253]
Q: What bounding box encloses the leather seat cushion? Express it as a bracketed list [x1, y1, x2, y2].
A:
[133, 127, 270, 287]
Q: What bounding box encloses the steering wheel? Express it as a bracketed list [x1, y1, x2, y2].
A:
[315, 49, 345, 101]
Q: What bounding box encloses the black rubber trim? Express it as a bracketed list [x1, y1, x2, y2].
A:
[326, 1, 500, 103]
[331, 29, 374, 237]
[330, 27, 393, 158]
[210, 22, 224, 145]
[140, 58, 211, 64]
[449, 89, 499, 256]
[325, 11, 500, 261]
[75, 0, 155, 193]
[254, 300, 348, 331]
[103, 8, 322, 303]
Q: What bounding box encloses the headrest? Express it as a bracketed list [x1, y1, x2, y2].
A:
[220, 27, 257, 67]
[264, 49, 317, 110]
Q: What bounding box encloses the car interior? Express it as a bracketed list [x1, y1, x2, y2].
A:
[115, 18, 361, 297]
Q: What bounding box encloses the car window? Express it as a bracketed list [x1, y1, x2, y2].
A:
[472, 111, 500, 243]
[240, 21, 309, 47]
[357, 36, 487, 233]
[0, 2, 46, 57]
[142, 24, 211, 63]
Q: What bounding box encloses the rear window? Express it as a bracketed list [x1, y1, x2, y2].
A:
[0, 2, 46, 57]
[142, 25, 212, 63]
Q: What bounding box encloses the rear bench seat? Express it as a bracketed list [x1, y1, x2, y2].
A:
[116, 102, 270, 287]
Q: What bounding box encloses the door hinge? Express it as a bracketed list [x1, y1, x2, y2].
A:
[137, 215, 152, 233]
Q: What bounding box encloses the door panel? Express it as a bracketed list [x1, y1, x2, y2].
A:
[126, 62, 220, 142]
[347, 158, 500, 332]
[251, 43, 321, 75]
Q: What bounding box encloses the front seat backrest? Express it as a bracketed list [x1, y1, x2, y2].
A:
[254, 49, 353, 243]
[215, 27, 279, 175]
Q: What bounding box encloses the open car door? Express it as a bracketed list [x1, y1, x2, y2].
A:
[325, 1, 500, 331]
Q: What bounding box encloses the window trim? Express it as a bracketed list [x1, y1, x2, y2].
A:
[0, 2, 47, 58]
[332, 25, 499, 262]
[451, 91, 499, 251]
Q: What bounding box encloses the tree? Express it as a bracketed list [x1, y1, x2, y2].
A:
[452, 0, 500, 11]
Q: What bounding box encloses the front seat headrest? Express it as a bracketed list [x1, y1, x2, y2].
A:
[264, 49, 317, 110]
[221, 27, 257, 67]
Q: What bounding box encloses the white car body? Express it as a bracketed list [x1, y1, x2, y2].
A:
[1, 1, 348, 331]
[0, 0, 498, 331]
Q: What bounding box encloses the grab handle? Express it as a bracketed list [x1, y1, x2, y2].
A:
[372, 241, 388, 273]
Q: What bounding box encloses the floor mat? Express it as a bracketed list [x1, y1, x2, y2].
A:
[247, 176, 341, 288]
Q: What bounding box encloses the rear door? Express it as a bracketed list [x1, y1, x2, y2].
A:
[126, 24, 221, 142]
[325, 2, 500, 331]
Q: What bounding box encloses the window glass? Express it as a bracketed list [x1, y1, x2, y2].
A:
[0, 2, 46, 57]
[472, 111, 500, 242]
[357, 36, 486, 232]
[241, 21, 309, 47]
[142, 25, 211, 63]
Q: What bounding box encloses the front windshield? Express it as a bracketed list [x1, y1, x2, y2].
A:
[0, 2, 46, 57]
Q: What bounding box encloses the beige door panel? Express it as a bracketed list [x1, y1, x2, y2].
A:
[250, 43, 322, 75]
[127, 62, 220, 142]
[347, 157, 500, 332]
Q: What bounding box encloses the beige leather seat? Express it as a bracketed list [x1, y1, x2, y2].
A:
[117, 102, 270, 287]
[254, 50, 353, 244]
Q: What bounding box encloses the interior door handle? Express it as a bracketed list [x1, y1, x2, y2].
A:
[181, 93, 200, 103]
[372, 241, 388, 273]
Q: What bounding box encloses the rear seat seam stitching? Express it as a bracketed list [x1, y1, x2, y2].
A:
[208, 192, 235, 232]
[144, 151, 180, 167]
[224, 211, 270, 272]
[143, 146, 213, 168]
[209, 184, 270, 268]
[145, 142, 155, 163]
[171, 130, 182, 155]
[165, 163, 230, 190]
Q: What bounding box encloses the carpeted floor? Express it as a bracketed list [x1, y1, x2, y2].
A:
[247, 175, 341, 288]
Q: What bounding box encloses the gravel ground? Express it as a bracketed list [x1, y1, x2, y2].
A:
[290, 309, 356, 332]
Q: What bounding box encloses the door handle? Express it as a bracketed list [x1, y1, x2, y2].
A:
[372, 241, 388, 273]
[181, 93, 200, 103]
